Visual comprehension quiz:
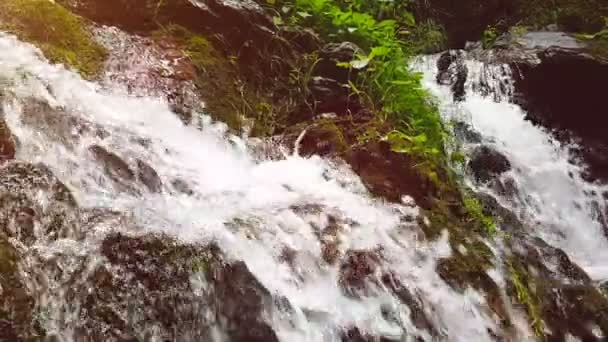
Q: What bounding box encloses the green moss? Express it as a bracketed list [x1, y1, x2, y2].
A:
[0, 0, 107, 78]
[482, 26, 499, 49]
[152, 24, 291, 133]
[191, 255, 209, 275]
[507, 258, 545, 339]
[463, 195, 497, 235]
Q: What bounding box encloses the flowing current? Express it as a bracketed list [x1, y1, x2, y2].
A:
[2, 27, 606, 340]
[415, 54, 608, 282]
[0, 33, 507, 341]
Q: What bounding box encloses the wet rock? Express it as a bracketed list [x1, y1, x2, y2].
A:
[507, 236, 608, 341]
[308, 77, 360, 117]
[452, 121, 482, 143]
[20, 98, 108, 145]
[0, 237, 40, 340]
[475, 193, 523, 232]
[136, 159, 162, 193]
[206, 251, 280, 342]
[339, 249, 382, 296]
[436, 50, 468, 101]
[58, 0, 280, 75]
[293, 120, 349, 157]
[381, 273, 436, 335]
[65, 233, 280, 341]
[0, 118, 15, 163]
[0, 194, 37, 245]
[0, 162, 80, 243]
[282, 27, 321, 53]
[315, 42, 363, 83]
[346, 141, 439, 208]
[486, 32, 608, 182]
[468, 146, 511, 183]
[340, 327, 398, 342]
[89, 145, 135, 183]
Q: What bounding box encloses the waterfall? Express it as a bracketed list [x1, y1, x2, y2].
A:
[0, 33, 517, 341]
[414, 53, 608, 282]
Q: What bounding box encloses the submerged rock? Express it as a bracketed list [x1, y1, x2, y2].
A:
[88, 145, 135, 183]
[136, 159, 162, 193]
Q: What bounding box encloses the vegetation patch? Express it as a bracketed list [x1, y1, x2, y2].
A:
[507, 258, 545, 339]
[0, 0, 107, 78]
[575, 17, 608, 59]
[152, 24, 285, 133]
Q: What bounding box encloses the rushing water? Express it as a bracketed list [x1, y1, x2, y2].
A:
[3, 21, 608, 339]
[415, 53, 608, 282]
[0, 33, 516, 341]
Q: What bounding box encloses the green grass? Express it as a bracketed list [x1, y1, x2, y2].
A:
[0, 0, 107, 78]
[269, 0, 447, 167]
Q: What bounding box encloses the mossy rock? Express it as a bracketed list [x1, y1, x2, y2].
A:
[0, 0, 107, 78]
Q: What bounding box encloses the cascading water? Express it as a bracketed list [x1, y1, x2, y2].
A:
[0, 32, 522, 341]
[414, 53, 608, 282]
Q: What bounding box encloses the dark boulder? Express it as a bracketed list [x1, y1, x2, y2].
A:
[468, 145, 511, 183]
[206, 252, 280, 342]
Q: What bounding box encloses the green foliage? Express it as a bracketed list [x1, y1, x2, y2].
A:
[408, 19, 447, 53]
[482, 26, 499, 49]
[272, 0, 447, 167]
[507, 259, 545, 338]
[0, 0, 107, 78]
[463, 195, 497, 235]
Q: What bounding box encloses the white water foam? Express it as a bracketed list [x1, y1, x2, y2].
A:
[415, 54, 608, 281]
[0, 33, 506, 341]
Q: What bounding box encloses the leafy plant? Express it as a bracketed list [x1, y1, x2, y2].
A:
[275, 0, 447, 164]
